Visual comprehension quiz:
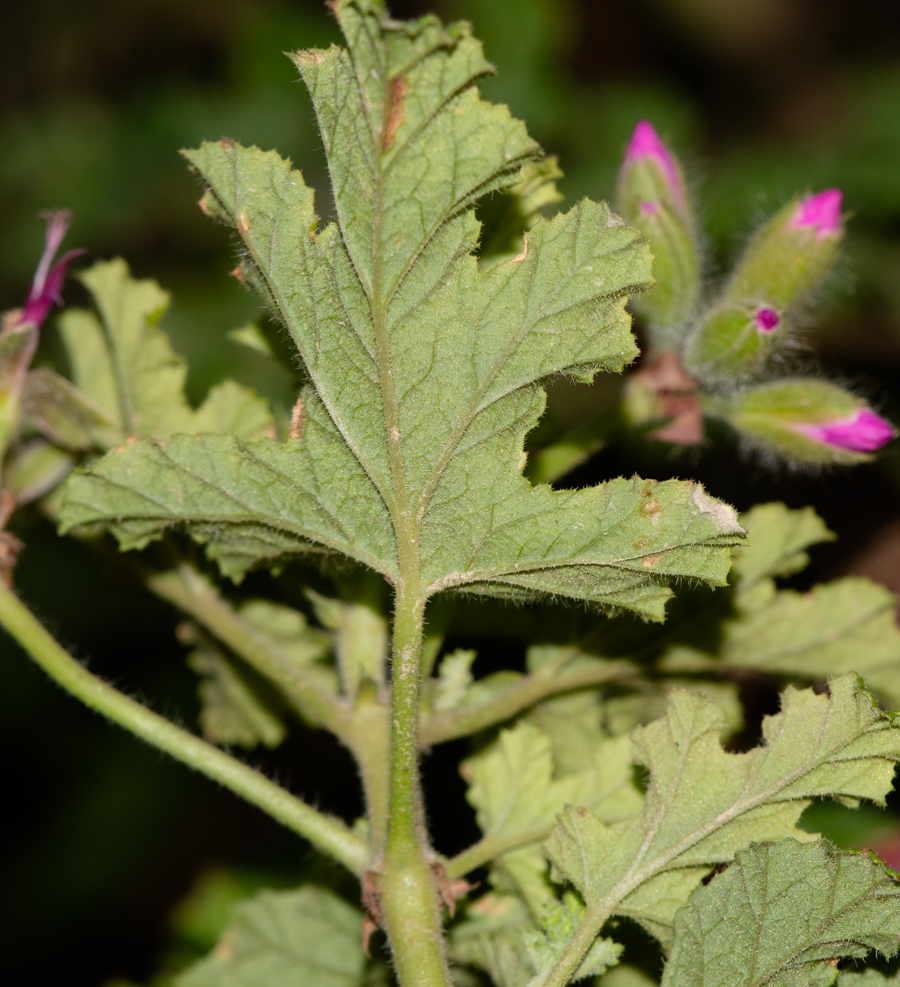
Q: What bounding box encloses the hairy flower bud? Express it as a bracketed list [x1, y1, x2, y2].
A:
[616, 121, 700, 339]
[684, 301, 786, 383]
[709, 379, 893, 465]
[725, 190, 844, 309]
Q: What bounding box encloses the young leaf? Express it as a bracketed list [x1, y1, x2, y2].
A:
[675, 578, 900, 711]
[59, 0, 744, 618]
[186, 631, 287, 749]
[523, 893, 622, 983]
[462, 721, 641, 916]
[730, 502, 834, 586]
[236, 599, 339, 698]
[57, 258, 274, 445]
[465, 722, 640, 859]
[662, 839, 900, 987]
[175, 885, 368, 987]
[543, 674, 900, 955]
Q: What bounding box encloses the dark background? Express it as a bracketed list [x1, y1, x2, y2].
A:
[4, 1, 900, 983]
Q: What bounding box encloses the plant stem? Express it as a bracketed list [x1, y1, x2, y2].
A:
[0, 579, 370, 876]
[378, 583, 452, 987]
[145, 563, 352, 742]
[420, 659, 639, 746]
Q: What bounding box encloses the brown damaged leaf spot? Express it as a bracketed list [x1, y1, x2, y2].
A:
[229, 265, 247, 285]
[289, 393, 305, 440]
[218, 137, 236, 149]
[382, 75, 408, 152]
[238, 210, 250, 234]
[641, 499, 662, 515]
[295, 48, 326, 66]
[691, 483, 744, 535]
[642, 554, 662, 567]
[511, 237, 529, 263]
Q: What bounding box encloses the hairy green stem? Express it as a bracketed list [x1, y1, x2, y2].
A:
[420, 658, 639, 746]
[378, 582, 451, 986]
[145, 564, 352, 742]
[0, 579, 369, 876]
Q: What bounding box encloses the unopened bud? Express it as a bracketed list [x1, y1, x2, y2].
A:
[709, 379, 893, 464]
[684, 301, 786, 383]
[616, 121, 700, 337]
[725, 190, 844, 308]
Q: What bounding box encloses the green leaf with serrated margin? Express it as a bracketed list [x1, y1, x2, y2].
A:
[464, 721, 640, 916]
[175, 885, 367, 987]
[59, 1, 743, 617]
[693, 579, 900, 712]
[658, 503, 900, 712]
[662, 839, 900, 987]
[545, 674, 900, 950]
[523, 893, 621, 983]
[730, 502, 834, 586]
[57, 259, 273, 444]
[449, 893, 536, 987]
[432, 648, 476, 710]
[187, 634, 287, 749]
[237, 599, 338, 697]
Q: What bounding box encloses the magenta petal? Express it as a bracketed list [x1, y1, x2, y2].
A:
[789, 189, 842, 238]
[19, 249, 84, 328]
[794, 408, 893, 452]
[755, 307, 780, 333]
[624, 120, 685, 205]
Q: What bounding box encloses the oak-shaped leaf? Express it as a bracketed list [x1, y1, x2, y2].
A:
[544, 674, 900, 951]
[58, 0, 743, 614]
[662, 839, 900, 987]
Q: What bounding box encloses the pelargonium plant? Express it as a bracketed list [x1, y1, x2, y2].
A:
[3, 3, 900, 987]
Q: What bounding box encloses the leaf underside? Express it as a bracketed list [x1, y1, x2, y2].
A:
[545, 674, 900, 948]
[663, 839, 900, 987]
[58, 0, 743, 618]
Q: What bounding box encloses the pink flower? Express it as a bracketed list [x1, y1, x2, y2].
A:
[754, 307, 780, 333]
[12, 211, 83, 329]
[623, 120, 685, 207]
[789, 189, 842, 239]
[793, 408, 893, 453]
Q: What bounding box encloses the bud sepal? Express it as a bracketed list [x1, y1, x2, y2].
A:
[725, 190, 844, 309]
[706, 379, 894, 465]
[684, 301, 787, 383]
[616, 121, 700, 339]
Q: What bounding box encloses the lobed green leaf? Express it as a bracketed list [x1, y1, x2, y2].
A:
[662, 839, 900, 987]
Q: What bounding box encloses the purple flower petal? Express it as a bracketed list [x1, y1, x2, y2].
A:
[624, 120, 685, 206]
[793, 408, 893, 452]
[755, 307, 780, 333]
[15, 211, 83, 329]
[789, 189, 842, 239]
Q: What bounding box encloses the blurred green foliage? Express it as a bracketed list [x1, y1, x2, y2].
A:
[4, 0, 900, 984]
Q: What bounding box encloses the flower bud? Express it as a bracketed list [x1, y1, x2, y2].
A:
[683, 301, 786, 383]
[725, 190, 844, 308]
[709, 379, 893, 465]
[616, 121, 700, 338]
